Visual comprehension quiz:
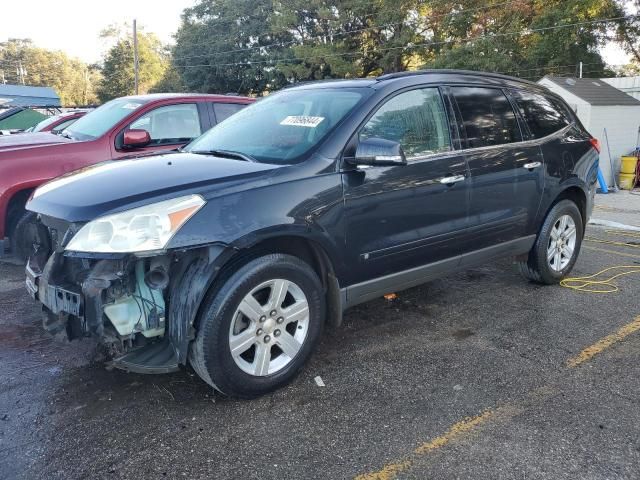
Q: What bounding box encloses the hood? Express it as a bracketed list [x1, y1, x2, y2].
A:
[27, 152, 280, 222]
[0, 131, 73, 150]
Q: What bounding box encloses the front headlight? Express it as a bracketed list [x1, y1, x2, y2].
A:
[66, 195, 205, 253]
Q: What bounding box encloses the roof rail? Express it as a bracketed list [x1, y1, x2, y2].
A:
[376, 69, 541, 87]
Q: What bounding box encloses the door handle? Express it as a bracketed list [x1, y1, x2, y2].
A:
[439, 175, 466, 185]
[523, 161, 542, 170]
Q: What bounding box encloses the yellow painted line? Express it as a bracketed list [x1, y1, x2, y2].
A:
[354, 410, 494, 480]
[354, 460, 412, 480]
[413, 410, 493, 454]
[583, 245, 640, 259]
[567, 315, 640, 368]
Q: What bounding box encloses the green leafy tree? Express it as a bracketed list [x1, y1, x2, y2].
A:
[170, 0, 635, 95]
[0, 39, 101, 105]
[420, 0, 620, 80]
[171, 0, 424, 94]
[97, 24, 170, 102]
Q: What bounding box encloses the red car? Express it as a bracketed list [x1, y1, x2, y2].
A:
[0, 93, 253, 259]
[25, 110, 88, 134]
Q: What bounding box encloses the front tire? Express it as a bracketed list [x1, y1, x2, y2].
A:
[518, 199, 583, 284]
[189, 254, 325, 398]
[10, 211, 38, 262]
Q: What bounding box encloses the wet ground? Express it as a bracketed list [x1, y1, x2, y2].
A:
[1, 221, 640, 479]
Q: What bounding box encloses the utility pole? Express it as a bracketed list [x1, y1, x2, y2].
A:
[17, 61, 26, 85]
[133, 19, 139, 95]
[83, 67, 89, 105]
[579, 61, 583, 79]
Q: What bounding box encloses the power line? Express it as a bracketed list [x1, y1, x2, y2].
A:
[172, 0, 520, 57]
[176, 15, 637, 69]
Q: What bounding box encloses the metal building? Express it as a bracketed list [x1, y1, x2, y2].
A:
[0, 84, 61, 107]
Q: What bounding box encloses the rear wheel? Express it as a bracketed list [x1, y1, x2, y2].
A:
[518, 199, 583, 284]
[189, 254, 325, 398]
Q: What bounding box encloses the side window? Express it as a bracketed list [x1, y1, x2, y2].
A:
[129, 103, 201, 145]
[512, 90, 571, 139]
[360, 88, 451, 159]
[451, 87, 522, 148]
[213, 103, 247, 123]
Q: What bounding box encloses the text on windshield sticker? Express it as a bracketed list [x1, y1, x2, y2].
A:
[280, 116, 325, 128]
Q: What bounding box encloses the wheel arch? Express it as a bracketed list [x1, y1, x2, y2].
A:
[218, 232, 344, 328]
[2, 183, 38, 239]
[169, 232, 344, 365]
[537, 183, 588, 235]
[551, 185, 588, 228]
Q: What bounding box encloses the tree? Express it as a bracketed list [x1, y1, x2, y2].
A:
[0, 39, 101, 105]
[172, 0, 291, 95]
[170, 0, 635, 95]
[420, 0, 620, 80]
[97, 24, 170, 102]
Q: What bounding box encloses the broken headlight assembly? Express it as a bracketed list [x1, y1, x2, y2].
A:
[66, 194, 205, 253]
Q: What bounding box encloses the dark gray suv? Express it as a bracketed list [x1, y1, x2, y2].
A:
[25, 70, 598, 397]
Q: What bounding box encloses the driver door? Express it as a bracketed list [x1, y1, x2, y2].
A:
[342, 87, 470, 292]
[112, 102, 206, 158]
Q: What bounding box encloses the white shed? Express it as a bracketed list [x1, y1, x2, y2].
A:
[537, 76, 640, 186]
[600, 76, 640, 101]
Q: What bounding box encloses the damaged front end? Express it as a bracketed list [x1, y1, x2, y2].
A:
[26, 213, 229, 374]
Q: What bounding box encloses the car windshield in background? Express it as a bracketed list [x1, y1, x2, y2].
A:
[65, 98, 148, 141]
[184, 88, 368, 165]
[31, 115, 61, 132]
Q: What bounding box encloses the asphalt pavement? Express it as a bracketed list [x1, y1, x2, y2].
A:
[1, 192, 639, 480]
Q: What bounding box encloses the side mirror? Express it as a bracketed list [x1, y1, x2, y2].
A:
[351, 137, 407, 167]
[123, 129, 151, 148]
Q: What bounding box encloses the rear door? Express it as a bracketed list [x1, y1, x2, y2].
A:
[342, 86, 469, 287]
[449, 86, 543, 252]
[509, 88, 592, 217]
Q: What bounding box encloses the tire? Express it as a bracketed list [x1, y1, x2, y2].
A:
[10, 211, 38, 262]
[189, 253, 325, 398]
[518, 199, 583, 284]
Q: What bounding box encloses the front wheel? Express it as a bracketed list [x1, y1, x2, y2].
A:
[10, 211, 39, 262]
[518, 199, 583, 284]
[189, 254, 325, 398]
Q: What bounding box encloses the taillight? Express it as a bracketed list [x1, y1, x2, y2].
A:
[590, 138, 601, 153]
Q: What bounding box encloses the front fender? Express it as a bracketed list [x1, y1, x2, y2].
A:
[168, 173, 346, 277]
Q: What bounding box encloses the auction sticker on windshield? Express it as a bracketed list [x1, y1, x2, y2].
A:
[280, 116, 325, 128]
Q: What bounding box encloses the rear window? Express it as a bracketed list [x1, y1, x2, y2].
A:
[511, 90, 571, 139]
[451, 87, 522, 148]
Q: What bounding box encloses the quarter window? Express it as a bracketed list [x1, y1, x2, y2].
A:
[360, 88, 451, 159]
[511, 90, 570, 139]
[129, 103, 201, 145]
[451, 87, 522, 148]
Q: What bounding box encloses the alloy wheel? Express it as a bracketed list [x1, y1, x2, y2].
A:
[228, 279, 310, 376]
[547, 214, 577, 272]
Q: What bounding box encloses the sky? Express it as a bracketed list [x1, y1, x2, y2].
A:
[0, 0, 633, 68]
[2, 0, 196, 63]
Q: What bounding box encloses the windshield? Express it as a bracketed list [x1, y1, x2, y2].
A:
[31, 116, 59, 132]
[184, 88, 368, 164]
[65, 98, 148, 141]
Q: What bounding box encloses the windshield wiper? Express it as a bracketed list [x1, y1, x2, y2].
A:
[190, 149, 257, 162]
[59, 131, 74, 140]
